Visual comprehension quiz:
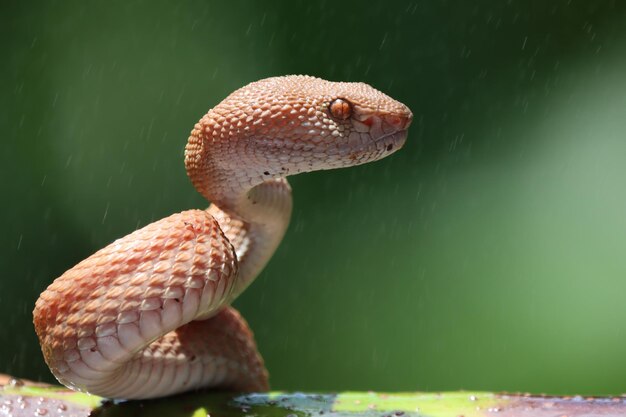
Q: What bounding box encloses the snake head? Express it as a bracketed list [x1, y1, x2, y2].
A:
[193, 75, 412, 176]
[240, 75, 413, 173]
[186, 75, 412, 208]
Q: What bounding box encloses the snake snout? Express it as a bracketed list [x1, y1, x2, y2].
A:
[374, 109, 412, 157]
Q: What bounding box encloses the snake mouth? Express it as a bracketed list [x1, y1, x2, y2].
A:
[374, 128, 408, 156]
[333, 129, 408, 169]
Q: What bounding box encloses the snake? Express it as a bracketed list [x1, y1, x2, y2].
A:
[33, 75, 413, 399]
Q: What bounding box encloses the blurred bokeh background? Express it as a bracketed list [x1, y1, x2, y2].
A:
[2, 0, 626, 395]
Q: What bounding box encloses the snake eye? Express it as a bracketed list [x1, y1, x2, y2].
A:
[329, 98, 352, 120]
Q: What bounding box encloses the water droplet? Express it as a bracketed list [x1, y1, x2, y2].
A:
[35, 407, 48, 415]
[469, 395, 477, 401]
[8, 379, 24, 388]
[57, 403, 68, 412]
[16, 396, 27, 409]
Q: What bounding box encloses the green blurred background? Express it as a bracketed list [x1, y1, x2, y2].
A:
[2, 0, 626, 395]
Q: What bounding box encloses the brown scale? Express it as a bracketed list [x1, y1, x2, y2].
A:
[33, 75, 412, 399]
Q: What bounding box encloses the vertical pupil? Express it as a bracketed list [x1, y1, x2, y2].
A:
[331, 99, 350, 120]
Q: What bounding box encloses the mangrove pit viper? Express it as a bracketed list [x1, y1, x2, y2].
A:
[33, 75, 413, 399]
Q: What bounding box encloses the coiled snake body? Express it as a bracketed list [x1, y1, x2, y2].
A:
[33, 75, 412, 399]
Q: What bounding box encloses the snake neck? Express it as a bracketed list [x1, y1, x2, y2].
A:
[185, 130, 293, 301]
[208, 180, 292, 301]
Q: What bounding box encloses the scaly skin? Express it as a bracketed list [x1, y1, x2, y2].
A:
[33, 75, 412, 399]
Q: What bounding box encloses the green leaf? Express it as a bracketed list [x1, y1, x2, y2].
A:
[3, 382, 626, 417]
